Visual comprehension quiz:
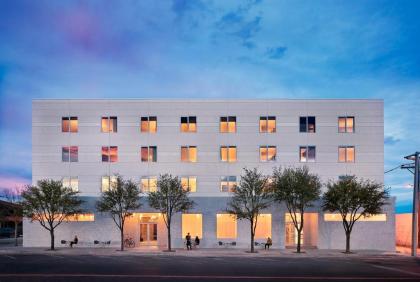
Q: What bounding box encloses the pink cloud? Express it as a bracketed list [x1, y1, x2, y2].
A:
[0, 176, 30, 191]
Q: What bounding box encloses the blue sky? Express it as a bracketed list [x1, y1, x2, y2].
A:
[0, 0, 419, 212]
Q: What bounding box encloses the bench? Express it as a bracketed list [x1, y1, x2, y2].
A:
[94, 240, 111, 247]
[218, 241, 236, 247]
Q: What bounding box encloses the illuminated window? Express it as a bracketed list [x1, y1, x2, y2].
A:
[299, 116, 316, 133]
[220, 146, 237, 162]
[220, 176, 237, 192]
[101, 116, 117, 132]
[260, 116, 276, 133]
[62, 117, 78, 132]
[338, 116, 354, 133]
[180, 116, 197, 132]
[324, 213, 386, 222]
[181, 146, 197, 162]
[255, 214, 272, 239]
[141, 116, 157, 133]
[66, 213, 95, 222]
[182, 214, 202, 238]
[220, 116, 236, 133]
[181, 177, 197, 192]
[141, 176, 157, 192]
[338, 146, 355, 163]
[62, 177, 79, 192]
[62, 146, 78, 162]
[260, 146, 276, 162]
[102, 146, 118, 162]
[101, 176, 118, 192]
[217, 214, 237, 238]
[141, 146, 157, 162]
[299, 146, 315, 162]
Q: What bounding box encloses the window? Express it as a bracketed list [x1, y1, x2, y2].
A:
[141, 116, 157, 133]
[101, 176, 118, 192]
[181, 146, 197, 162]
[255, 214, 272, 239]
[220, 146, 237, 162]
[141, 176, 157, 192]
[299, 116, 316, 133]
[220, 176, 237, 192]
[299, 146, 316, 162]
[62, 146, 78, 162]
[260, 116, 276, 133]
[338, 116, 354, 133]
[217, 214, 237, 238]
[180, 116, 197, 132]
[141, 146, 157, 162]
[324, 213, 386, 222]
[220, 116, 236, 133]
[338, 146, 355, 163]
[182, 214, 202, 238]
[62, 117, 78, 132]
[65, 213, 95, 222]
[101, 116, 117, 132]
[260, 146, 276, 162]
[102, 146, 118, 162]
[181, 177, 197, 192]
[62, 177, 79, 192]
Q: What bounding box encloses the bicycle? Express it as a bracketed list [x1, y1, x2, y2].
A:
[124, 236, 135, 248]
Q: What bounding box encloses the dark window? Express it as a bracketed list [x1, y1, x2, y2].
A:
[299, 116, 316, 133]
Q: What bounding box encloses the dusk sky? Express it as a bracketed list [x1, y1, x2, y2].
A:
[0, 0, 419, 212]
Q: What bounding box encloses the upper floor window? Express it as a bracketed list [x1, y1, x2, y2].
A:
[141, 176, 157, 193]
[141, 146, 157, 162]
[220, 176, 237, 192]
[181, 146, 197, 162]
[260, 146, 276, 162]
[299, 116, 316, 133]
[181, 176, 197, 192]
[62, 146, 78, 162]
[102, 146, 118, 162]
[62, 117, 78, 132]
[101, 116, 117, 132]
[299, 146, 316, 162]
[338, 116, 355, 133]
[180, 116, 197, 132]
[102, 175, 118, 192]
[338, 146, 355, 163]
[62, 177, 78, 192]
[141, 116, 157, 133]
[220, 116, 236, 133]
[260, 116, 276, 133]
[220, 146, 237, 162]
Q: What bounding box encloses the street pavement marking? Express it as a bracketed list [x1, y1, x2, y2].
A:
[370, 264, 420, 277]
[2, 255, 16, 260]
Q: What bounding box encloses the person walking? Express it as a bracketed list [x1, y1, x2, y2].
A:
[264, 237, 272, 250]
[185, 233, 192, 250]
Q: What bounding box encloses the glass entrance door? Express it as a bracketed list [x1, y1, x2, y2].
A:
[140, 223, 157, 244]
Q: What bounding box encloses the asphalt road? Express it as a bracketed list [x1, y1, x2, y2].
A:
[0, 253, 419, 282]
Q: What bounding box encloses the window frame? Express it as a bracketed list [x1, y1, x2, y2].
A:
[259, 145, 277, 162]
[62, 176, 79, 192]
[101, 175, 118, 192]
[102, 146, 118, 163]
[180, 116, 197, 133]
[220, 146, 237, 162]
[62, 116, 78, 133]
[62, 146, 78, 162]
[220, 176, 237, 192]
[259, 116, 276, 133]
[338, 146, 355, 163]
[141, 146, 157, 162]
[220, 116, 237, 133]
[181, 146, 197, 162]
[216, 214, 237, 239]
[338, 116, 355, 133]
[141, 176, 157, 192]
[299, 146, 316, 162]
[181, 176, 197, 192]
[101, 116, 117, 133]
[299, 116, 316, 133]
[141, 116, 157, 133]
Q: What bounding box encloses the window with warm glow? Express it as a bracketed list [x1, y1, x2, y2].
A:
[62, 177, 79, 192]
[101, 116, 117, 132]
[260, 146, 276, 162]
[141, 176, 157, 192]
[220, 146, 236, 162]
[102, 146, 118, 162]
[181, 177, 197, 192]
[338, 146, 355, 162]
[66, 213, 95, 222]
[62, 117, 78, 132]
[324, 213, 386, 222]
[299, 116, 316, 133]
[141, 116, 157, 133]
[338, 116, 354, 133]
[141, 146, 157, 162]
[259, 116, 276, 133]
[182, 214, 202, 238]
[217, 214, 237, 238]
[220, 116, 236, 133]
[181, 146, 197, 162]
[255, 214, 272, 239]
[220, 176, 237, 192]
[180, 116, 197, 132]
[101, 176, 118, 192]
[62, 146, 78, 162]
[299, 146, 315, 162]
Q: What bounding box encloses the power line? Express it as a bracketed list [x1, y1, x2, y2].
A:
[384, 165, 403, 174]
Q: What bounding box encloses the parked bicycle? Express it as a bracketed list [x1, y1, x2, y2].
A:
[124, 236, 135, 248]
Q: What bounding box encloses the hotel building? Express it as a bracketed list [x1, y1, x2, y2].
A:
[26, 99, 395, 250]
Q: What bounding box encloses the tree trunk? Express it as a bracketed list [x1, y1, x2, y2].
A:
[296, 229, 301, 253]
[50, 229, 55, 250]
[167, 223, 172, 251]
[250, 221, 255, 253]
[345, 231, 351, 253]
[120, 228, 124, 251]
[14, 220, 18, 247]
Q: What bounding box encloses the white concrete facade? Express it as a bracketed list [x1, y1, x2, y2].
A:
[26, 99, 395, 251]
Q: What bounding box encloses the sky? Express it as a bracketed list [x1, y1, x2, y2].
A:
[0, 0, 419, 212]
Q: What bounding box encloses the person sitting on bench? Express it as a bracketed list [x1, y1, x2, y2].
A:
[70, 235, 78, 248]
[264, 237, 272, 250]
